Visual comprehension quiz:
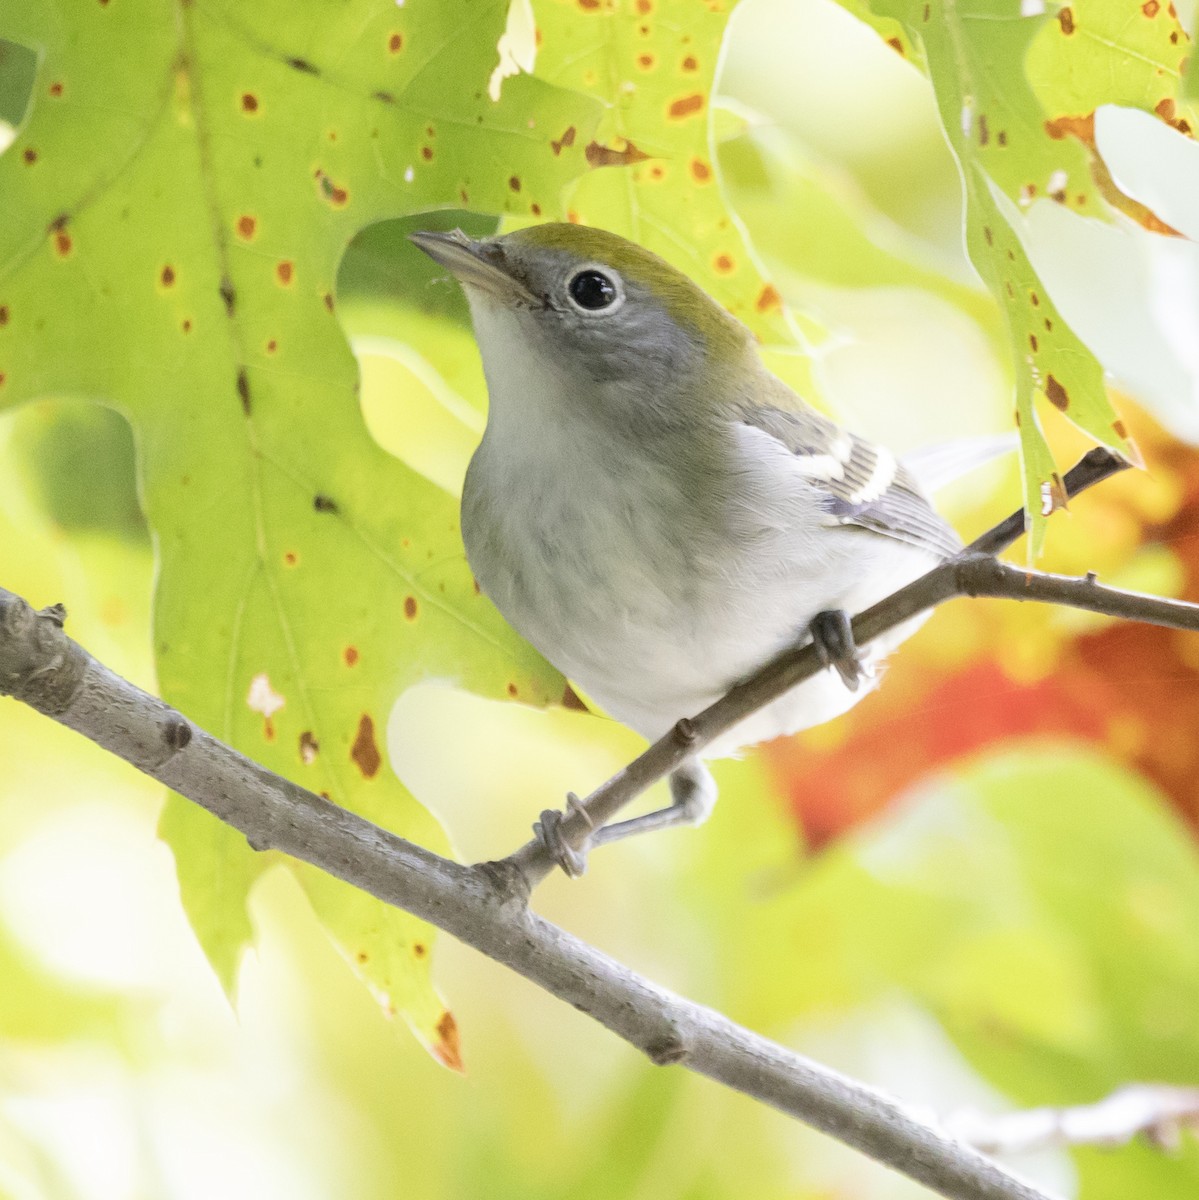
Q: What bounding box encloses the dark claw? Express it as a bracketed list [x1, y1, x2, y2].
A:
[533, 800, 589, 877]
[810, 609, 865, 692]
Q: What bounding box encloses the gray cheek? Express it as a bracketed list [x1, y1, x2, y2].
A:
[568, 308, 698, 389]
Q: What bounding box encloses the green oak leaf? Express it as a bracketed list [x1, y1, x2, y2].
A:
[1028, 0, 1197, 140]
[832, 0, 1197, 552]
[529, 0, 802, 347]
[0, 0, 600, 1056]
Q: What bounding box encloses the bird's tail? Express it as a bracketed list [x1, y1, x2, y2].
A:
[901, 433, 1018, 494]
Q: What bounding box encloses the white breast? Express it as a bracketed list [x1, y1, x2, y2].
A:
[460, 298, 941, 752]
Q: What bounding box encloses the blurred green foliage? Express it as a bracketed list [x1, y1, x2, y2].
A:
[0, 38, 33, 126]
[9, 403, 146, 542]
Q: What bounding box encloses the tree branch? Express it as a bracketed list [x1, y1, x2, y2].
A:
[505, 448, 1135, 884]
[0, 584, 1054, 1200]
[4, 446, 1184, 1200]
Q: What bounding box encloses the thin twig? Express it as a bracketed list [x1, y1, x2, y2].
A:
[0, 586, 1052, 1200]
[947, 1084, 1199, 1155]
[965, 447, 1128, 556]
[956, 557, 1199, 629]
[504, 448, 1132, 886]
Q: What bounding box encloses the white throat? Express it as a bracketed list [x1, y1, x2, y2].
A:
[467, 295, 575, 445]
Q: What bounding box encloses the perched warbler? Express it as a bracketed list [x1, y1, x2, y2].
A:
[412, 224, 993, 851]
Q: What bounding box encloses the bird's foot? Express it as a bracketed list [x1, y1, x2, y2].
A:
[533, 792, 592, 877]
[810, 609, 868, 692]
[534, 762, 719, 875]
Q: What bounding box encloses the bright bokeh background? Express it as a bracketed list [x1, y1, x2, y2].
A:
[3, 1, 1199, 1197]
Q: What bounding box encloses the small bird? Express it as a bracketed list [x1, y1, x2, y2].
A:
[411, 224, 993, 852]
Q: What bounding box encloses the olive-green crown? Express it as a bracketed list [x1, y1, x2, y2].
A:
[505, 223, 750, 363]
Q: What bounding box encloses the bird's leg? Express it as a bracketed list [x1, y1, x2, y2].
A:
[809, 608, 869, 691]
[534, 759, 718, 875]
[536, 616, 866, 875]
[592, 758, 718, 846]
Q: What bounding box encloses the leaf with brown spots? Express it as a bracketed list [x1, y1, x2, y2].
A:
[1028, 0, 1197, 145]
[1028, 1, 1196, 231]
[530, 0, 798, 345]
[834, 0, 1161, 549]
[0, 0, 588, 1057]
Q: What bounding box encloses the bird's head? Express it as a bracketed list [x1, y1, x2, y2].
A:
[410, 223, 755, 423]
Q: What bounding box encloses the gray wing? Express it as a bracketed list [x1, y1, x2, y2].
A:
[738, 402, 962, 560]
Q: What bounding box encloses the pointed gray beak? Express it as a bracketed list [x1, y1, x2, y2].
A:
[409, 229, 541, 306]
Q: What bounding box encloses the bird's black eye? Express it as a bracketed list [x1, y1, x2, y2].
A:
[568, 269, 618, 311]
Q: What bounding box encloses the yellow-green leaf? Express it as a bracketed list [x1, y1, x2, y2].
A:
[833, 0, 1194, 549]
[0, 0, 598, 1052]
[529, 0, 800, 345]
